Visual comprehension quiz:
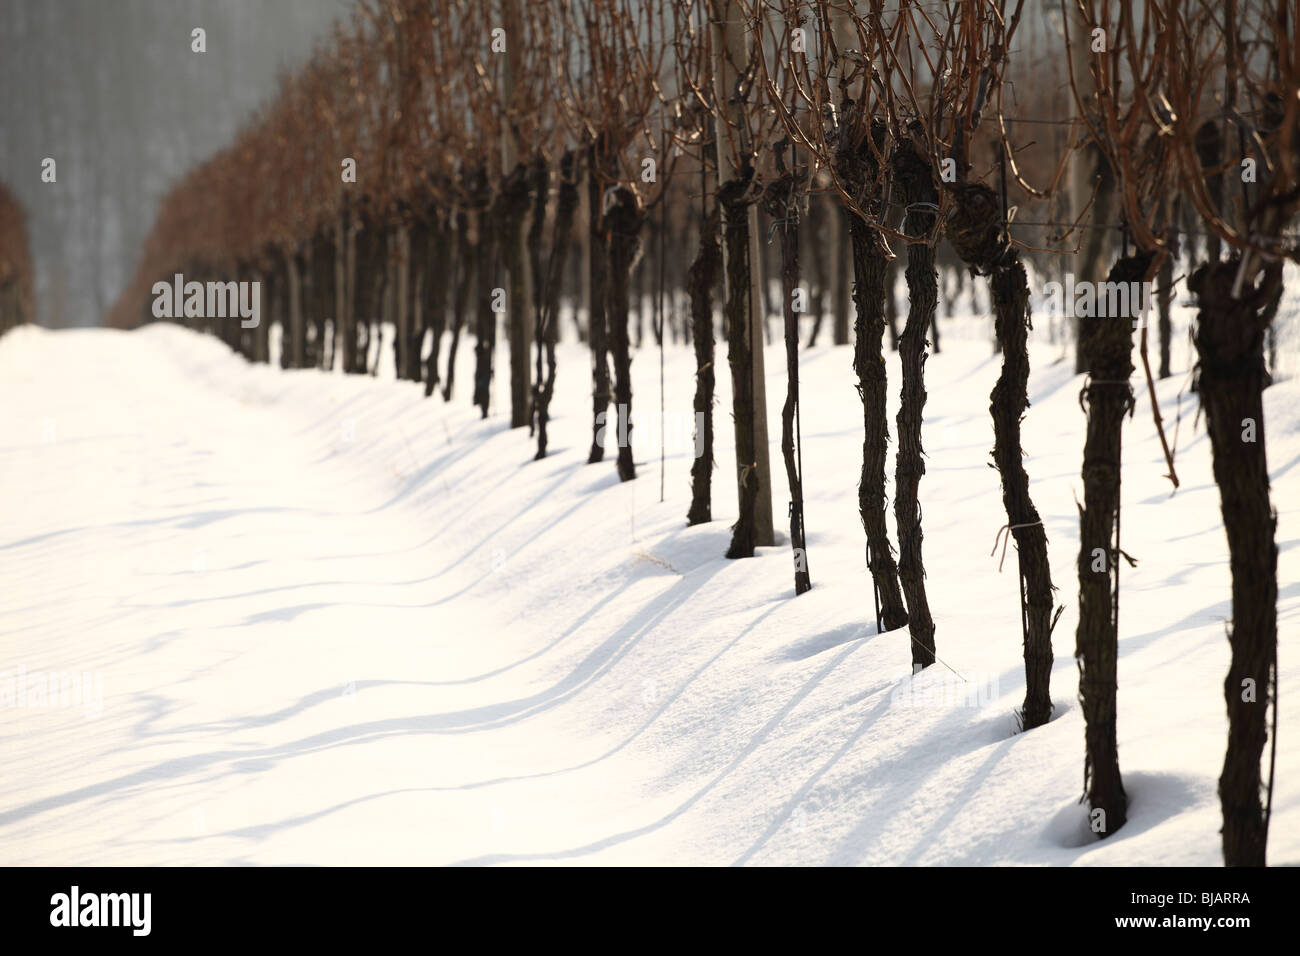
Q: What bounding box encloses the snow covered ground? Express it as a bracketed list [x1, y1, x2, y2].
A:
[1, 291, 1296, 865]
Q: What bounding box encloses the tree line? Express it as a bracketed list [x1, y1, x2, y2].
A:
[106, 0, 1293, 867]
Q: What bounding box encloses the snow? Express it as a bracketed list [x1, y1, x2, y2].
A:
[0, 291, 1296, 865]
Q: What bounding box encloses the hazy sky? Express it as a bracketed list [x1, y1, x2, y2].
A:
[0, 0, 350, 327]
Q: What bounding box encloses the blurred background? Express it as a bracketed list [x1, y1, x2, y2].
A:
[0, 0, 349, 327]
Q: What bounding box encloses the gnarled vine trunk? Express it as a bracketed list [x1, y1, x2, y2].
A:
[1190, 258, 1279, 867]
[946, 182, 1056, 730]
[310, 228, 335, 371]
[587, 140, 613, 463]
[352, 215, 387, 375]
[473, 189, 500, 418]
[719, 171, 762, 558]
[443, 209, 473, 401]
[419, 214, 450, 395]
[892, 134, 938, 666]
[603, 186, 643, 483]
[763, 165, 811, 594]
[1076, 253, 1151, 838]
[839, 119, 907, 631]
[535, 150, 579, 460]
[845, 210, 908, 631]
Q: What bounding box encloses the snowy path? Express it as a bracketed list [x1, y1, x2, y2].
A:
[1, 321, 1297, 865]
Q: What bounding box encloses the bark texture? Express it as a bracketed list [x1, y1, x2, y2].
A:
[534, 150, 579, 460]
[603, 186, 643, 483]
[1190, 259, 1279, 867]
[763, 164, 811, 594]
[892, 133, 938, 666]
[1075, 253, 1150, 837]
[846, 209, 908, 631]
[840, 119, 907, 631]
[946, 181, 1056, 731]
[719, 170, 761, 558]
[587, 141, 613, 463]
